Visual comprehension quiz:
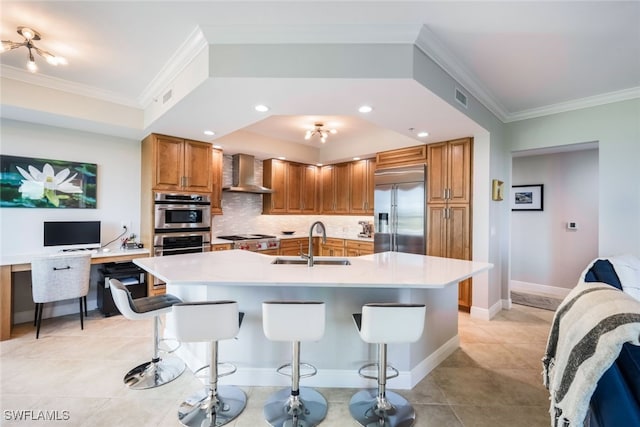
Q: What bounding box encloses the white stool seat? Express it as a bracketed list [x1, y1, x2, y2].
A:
[109, 279, 185, 390]
[173, 301, 246, 427]
[262, 300, 325, 342]
[350, 303, 426, 427]
[358, 303, 426, 343]
[173, 301, 240, 342]
[262, 300, 327, 427]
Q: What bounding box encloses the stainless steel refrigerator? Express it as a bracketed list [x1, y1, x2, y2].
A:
[373, 165, 426, 254]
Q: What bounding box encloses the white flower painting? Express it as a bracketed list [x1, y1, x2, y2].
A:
[0, 155, 96, 208]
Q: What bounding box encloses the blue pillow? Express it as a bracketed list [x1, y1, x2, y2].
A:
[585, 260, 623, 290]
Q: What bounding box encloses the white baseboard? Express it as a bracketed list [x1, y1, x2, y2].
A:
[470, 299, 503, 320]
[182, 335, 460, 390]
[510, 280, 571, 298]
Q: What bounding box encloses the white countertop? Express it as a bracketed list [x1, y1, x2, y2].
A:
[133, 250, 492, 289]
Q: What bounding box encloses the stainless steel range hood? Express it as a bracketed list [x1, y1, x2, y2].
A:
[223, 153, 274, 194]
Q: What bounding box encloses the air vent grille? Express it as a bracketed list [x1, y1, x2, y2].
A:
[162, 89, 173, 104]
[455, 87, 468, 108]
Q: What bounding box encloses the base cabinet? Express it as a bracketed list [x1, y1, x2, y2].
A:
[279, 238, 308, 256]
[319, 238, 345, 257]
[345, 240, 374, 256]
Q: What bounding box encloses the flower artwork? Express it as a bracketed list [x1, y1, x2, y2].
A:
[0, 155, 97, 208]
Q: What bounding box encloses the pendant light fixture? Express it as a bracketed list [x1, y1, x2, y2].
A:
[1, 27, 67, 73]
[304, 123, 337, 144]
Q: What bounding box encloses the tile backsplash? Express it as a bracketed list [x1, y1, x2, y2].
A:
[212, 155, 373, 238]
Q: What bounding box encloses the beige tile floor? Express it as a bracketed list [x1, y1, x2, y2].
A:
[0, 304, 554, 426]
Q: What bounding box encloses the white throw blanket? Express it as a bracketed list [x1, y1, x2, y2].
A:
[542, 280, 640, 427]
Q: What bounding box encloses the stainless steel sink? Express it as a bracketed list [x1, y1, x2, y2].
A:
[271, 258, 351, 266]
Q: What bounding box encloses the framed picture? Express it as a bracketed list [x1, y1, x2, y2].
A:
[0, 155, 97, 208]
[511, 184, 543, 211]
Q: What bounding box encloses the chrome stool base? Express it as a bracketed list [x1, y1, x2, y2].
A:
[264, 387, 328, 427]
[178, 385, 247, 427]
[124, 357, 185, 390]
[349, 389, 416, 427]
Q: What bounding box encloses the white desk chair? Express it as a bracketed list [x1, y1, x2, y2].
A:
[31, 253, 91, 339]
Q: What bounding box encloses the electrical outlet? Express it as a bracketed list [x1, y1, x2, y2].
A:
[120, 220, 130, 230]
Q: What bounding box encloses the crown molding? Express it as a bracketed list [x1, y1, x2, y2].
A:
[137, 26, 208, 108]
[0, 64, 140, 108]
[414, 25, 509, 122]
[504, 87, 640, 122]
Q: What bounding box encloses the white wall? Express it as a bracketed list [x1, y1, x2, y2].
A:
[511, 149, 599, 293]
[0, 118, 142, 321]
[507, 99, 640, 258]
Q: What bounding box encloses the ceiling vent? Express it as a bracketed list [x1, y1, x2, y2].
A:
[455, 87, 468, 108]
[162, 89, 172, 104]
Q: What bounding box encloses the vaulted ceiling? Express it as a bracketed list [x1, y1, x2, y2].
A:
[1, 1, 638, 163]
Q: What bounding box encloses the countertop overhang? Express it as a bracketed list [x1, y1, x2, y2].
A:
[133, 250, 493, 289]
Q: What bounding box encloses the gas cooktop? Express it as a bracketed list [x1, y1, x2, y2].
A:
[218, 234, 276, 241]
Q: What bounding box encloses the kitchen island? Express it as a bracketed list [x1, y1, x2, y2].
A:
[134, 250, 492, 389]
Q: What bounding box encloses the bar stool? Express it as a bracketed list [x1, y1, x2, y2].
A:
[109, 278, 185, 389]
[349, 303, 426, 427]
[262, 301, 327, 427]
[173, 301, 246, 427]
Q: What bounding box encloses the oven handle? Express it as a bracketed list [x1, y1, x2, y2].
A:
[154, 245, 211, 256]
[154, 204, 211, 210]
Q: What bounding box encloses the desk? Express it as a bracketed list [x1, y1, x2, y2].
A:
[0, 249, 150, 341]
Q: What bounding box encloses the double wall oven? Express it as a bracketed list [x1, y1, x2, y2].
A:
[153, 192, 211, 257]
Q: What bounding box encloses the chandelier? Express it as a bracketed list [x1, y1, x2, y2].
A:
[1, 27, 67, 73]
[304, 123, 337, 144]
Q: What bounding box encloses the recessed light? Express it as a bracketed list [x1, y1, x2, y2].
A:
[204, 130, 215, 136]
[417, 131, 429, 138]
[254, 104, 270, 112]
[353, 157, 361, 161]
[277, 156, 286, 160]
[213, 145, 223, 149]
[316, 163, 323, 167]
[358, 105, 373, 113]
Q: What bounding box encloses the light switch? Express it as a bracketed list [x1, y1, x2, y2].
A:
[567, 221, 578, 230]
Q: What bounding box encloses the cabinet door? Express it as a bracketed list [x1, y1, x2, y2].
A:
[263, 159, 287, 213]
[320, 165, 335, 213]
[426, 204, 448, 257]
[211, 149, 223, 214]
[448, 138, 472, 204]
[350, 160, 368, 214]
[287, 163, 303, 213]
[366, 159, 375, 214]
[301, 165, 318, 213]
[154, 135, 184, 190]
[184, 140, 212, 192]
[333, 163, 351, 214]
[427, 142, 447, 203]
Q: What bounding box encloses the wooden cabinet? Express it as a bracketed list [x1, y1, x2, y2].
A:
[211, 148, 223, 214]
[286, 163, 318, 213]
[260, 248, 279, 256]
[320, 163, 350, 214]
[427, 204, 472, 311]
[345, 239, 374, 256]
[143, 134, 213, 193]
[349, 159, 375, 214]
[376, 145, 427, 169]
[264, 160, 318, 214]
[211, 243, 232, 251]
[427, 138, 472, 204]
[319, 238, 345, 257]
[279, 238, 308, 256]
[263, 159, 287, 214]
[427, 137, 473, 311]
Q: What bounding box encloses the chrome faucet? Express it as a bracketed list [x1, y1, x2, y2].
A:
[301, 221, 327, 267]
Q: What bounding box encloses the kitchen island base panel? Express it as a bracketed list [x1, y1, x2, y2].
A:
[165, 283, 459, 389]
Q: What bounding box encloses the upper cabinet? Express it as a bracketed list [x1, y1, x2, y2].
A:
[143, 134, 213, 193]
[376, 145, 427, 169]
[427, 138, 472, 204]
[210, 148, 223, 214]
[263, 159, 287, 214]
[320, 163, 350, 214]
[349, 158, 376, 215]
